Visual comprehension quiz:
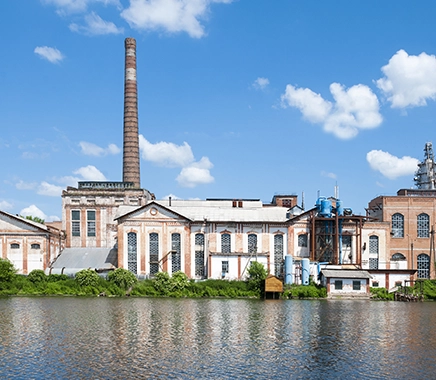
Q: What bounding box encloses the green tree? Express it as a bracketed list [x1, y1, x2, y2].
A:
[107, 268, 137, 289]
[20, 215, 45, 224]
[0, 258, 17, 282]
[75, 269, 100, 287]
[246, 261, 268, 291]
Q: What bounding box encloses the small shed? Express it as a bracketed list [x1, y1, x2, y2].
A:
[320, 269, 372, 299]
[263, 274, 283, 299]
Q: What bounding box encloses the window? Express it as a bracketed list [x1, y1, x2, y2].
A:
[353, 281, 361, 290]
[248, 234, 257, 254]
[392, 213, 404, 238]
[334, 280, 343, 290]
[87, 210, 96, 237]
[417, 213, 430, 238]
[31, 243, 40, 249]
[298, 234, 308, 247]
[372, 281, 379, 287]
[391, 253, 406, 261]
[149, 233, 159, 275]
[195, 233, 205, 277]
[222, 260, 229, 273]
[369, 258, 379, 270]
[10, 243, 20, 249]
[127, 232, 137, 274]
[369, 235, 379, 254]
[221, 233, 231, 254]
[342, 235, 352, 248]
[417, 253, 430, 279]
[395, 281, 402, 287]
[171, 233, 181, 273]
[72, 210, 80, 237]
[274, 235, 284, 277]
[369, 235, 379, 269]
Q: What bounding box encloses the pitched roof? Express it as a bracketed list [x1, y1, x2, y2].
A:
[50, 248, 117, 275]
[321, 269, 372, 279]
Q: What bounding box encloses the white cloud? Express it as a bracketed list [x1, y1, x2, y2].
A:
[34, 46, 65, 64]
[376, 50, 436, 109]
[79, 141, 120, 156]
[139, 135, 194, 167]
[16, 180, 38, 190]
[19, 204, 60, 223]
[73, 165, 107, 181]
[37, 182, 63, 197]
[176, 156, 214, 187]
[69, 12, 124, 35]
[253, 77, 269, 90]
[321, 171, 337, 180]
[42, 0, 121, 15]
[162, 193, 181, 200]
[281, 85, 332, 124]
[366, 150, 419, 180]
[281, 83, 382, 139]
[20, 205, 47, 220]
[121, 0, 233, 38]
[0, 200, 13, 210]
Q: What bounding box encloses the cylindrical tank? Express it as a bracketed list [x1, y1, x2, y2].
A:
[284, 255, 293, 285]
[320, 199, 331, 217]
[336, 199, 343, 216]
[302, 258, 310, 285]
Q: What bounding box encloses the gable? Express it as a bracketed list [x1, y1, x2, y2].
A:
[118, 203, 191, 224]
[0, 213, 43, 233]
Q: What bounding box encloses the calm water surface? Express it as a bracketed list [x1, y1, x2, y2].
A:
[0, 297, 435, 379]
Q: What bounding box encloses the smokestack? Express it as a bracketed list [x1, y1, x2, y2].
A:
[123, 37, 141, 188]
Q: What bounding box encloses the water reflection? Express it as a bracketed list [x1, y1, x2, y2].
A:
[0, 297, 435, 379]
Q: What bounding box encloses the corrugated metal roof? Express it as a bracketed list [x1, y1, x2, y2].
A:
[50, 248, 117, 274]
[321, 269, 372, 279]
[154, 200, 289, 222]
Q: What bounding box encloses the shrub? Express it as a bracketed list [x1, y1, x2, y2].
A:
[75, 269, 100, 287]
[0, 258, 17, 282]
[28, 269, 47, 283]
[107, 268, 137, 290]
[153, 271, 171, 295]
[170, 271, 189, 292]
[47, 274, 69, 282]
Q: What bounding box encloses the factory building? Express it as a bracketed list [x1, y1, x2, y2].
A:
[2, 37, 433, 286]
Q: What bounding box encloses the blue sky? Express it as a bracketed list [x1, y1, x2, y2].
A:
[1, 0, 436, 221]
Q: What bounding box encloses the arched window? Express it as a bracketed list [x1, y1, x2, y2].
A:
[171, 233, 181, 273]
[298, 234, 308, 247]
[248, 234, 257, 254]
[127, 232, 137, 274]
[195, 233, 205, 277]
[417, 254, 430, 279]
[149, 233, 159, 275]
[417, 213, 430, 238]
[274, 234, 284, 277]
[10, 243, 20, 249]
[31, 243, 40, 249]
[392, 213, 404, 238]
[391, 253, 406, 261]
[221, 233, 231, 254]
[369, 235, 379, 269]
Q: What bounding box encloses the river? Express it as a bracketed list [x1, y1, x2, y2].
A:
[0, 297, 435, 379]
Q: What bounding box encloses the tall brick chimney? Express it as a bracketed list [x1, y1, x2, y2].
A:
[123, 37, 141, 188]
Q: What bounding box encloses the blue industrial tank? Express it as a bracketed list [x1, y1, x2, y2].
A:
[284, 255, 293, 285]
[336, 199, 343, 216]
[320, 199, 332, 217]
[301, 258, 310, 285]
